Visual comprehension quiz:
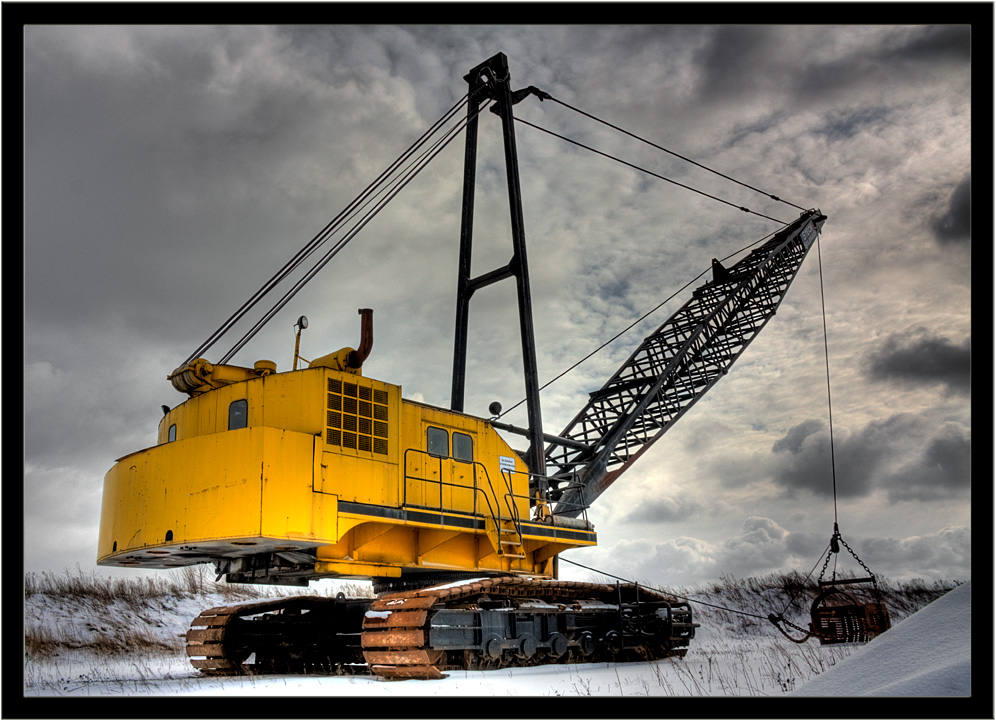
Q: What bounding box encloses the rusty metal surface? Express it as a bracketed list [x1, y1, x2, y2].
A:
[185, 576, 696, 680]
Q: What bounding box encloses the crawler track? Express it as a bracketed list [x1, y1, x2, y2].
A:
[186, 576, 696, 679]
[185, 594, 368, 675]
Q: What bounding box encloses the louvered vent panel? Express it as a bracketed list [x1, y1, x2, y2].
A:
[326, 376, 389, 455]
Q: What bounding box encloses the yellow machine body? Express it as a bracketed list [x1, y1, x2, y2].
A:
[97, 365, 595, 583]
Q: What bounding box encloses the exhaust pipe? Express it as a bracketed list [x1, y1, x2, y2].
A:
[308, 308, 374, 374]
[353, 308, 374, 367]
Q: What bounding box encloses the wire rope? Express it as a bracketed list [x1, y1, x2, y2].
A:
[495, 222, 788, 420]
[218, 98, 495, 363]
[516, 116, 787, 225]
[559, 557, 770, 621]
[181, 93, 474, 367]
[816, 232, 839, 525]
[544, 95, 809, 212]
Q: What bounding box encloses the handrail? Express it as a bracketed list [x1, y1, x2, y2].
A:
[401, 448, 521, 533]
[500, 466, 591, 524]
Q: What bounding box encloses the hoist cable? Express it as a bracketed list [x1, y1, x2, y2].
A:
[559, 557, 770, 621]
[189, 94, 471, 365]
[184, 96, 468, 366]
[516, 116, 787, 225]
[496, 222, 788, 420]
[815, 231, 838, 524]
[544, 95, 809, 212]
[181, 93, 473, 367]
[217, 98, 494, 363]
[775, 539, 834, 618]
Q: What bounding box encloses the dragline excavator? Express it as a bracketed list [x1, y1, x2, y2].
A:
[97, 53, 827, 678]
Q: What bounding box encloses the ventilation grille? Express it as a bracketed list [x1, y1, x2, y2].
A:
[326, 377, 389, 455]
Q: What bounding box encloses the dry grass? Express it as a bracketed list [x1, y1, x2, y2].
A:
[23, 565, 373, 659]
[25, 622, 179, 658]
[22, 566, 960, 671]
[24, 565, 373, 604]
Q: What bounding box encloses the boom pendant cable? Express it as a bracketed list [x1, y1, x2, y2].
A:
[516, 116, 787, 225]
[544, 95, 809, 212]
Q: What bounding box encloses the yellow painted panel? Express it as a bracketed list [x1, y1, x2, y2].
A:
[399, 400, 531, 522]
[156, 369, 327, 448]
[317, 451, 399, 506]
[314, 560, 401, 578]
[99, 428, 264, 559]
[98, 426, 325, 561]
[260, 435, 337, 543]
[258, 369, 324, 436]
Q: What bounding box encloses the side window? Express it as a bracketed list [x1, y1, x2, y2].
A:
[168, 424, 177, 443]
[228, 399, 248, 430]
[427, 427, 448, 458]
[452, 432, 473, 462]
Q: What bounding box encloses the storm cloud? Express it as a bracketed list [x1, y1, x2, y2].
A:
[930, 174, 971, 245]
[769, 414, 971, 504]
[866, 331, 971, 395]
[878, 422, 971, 502]
[20, 22, 975, 588]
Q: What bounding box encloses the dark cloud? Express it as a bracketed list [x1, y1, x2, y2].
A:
[814, 107, 891, 142]
[866, 331, 971, 394]
[860, 525, 971, 581]
[620, 496, 705, 524]
[770, 414, 970, 504]
[930, 175, 971, 244]
[695, 26, 777, 101]
[879, 423, 971, 502]
[771, 418, 824, 454]
[792, 25, 971, 104]
[890, 25, 972, 65]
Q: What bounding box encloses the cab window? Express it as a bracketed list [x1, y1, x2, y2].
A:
[453, 432, 473, 462]
[427, 426, 448, 458]
[228, 399, 248, 430]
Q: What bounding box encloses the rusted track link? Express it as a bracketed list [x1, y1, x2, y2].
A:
[186, 576, 697, 679]
[186, 595, 367, 675]
[360, 576, 695, 679]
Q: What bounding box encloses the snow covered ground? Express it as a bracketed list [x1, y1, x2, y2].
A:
[790, 580, 971, 696]
[21, 575, 978, 712]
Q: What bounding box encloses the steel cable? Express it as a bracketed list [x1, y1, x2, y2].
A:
[560, 557, 770, 621]
[516, 117, 787, 225]
[544, 95, 809, 212]
[218, 98, 495, 363]
[181, 93, 474, 367]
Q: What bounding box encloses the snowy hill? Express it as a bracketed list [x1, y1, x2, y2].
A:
[791, 580, 971, 696]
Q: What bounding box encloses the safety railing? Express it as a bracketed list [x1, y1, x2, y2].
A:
[401, 448, 527, 532]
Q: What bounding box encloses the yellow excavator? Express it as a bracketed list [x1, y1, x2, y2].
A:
[97, 53, 826, 678]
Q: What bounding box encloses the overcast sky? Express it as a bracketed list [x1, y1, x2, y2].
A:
[21, 22, 977, 591]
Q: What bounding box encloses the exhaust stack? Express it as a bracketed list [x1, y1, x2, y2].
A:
[309, 308, 374, 374]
